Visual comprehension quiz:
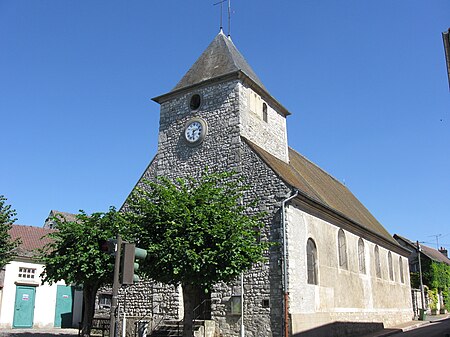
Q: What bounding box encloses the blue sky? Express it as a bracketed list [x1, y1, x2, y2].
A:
[1, 1, 449, 250]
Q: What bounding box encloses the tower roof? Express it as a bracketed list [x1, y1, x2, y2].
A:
[172, 31, 267, 92]
[153, 31, 290, 116]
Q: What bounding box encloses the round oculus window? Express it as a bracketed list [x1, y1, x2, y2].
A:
[189, 94, 201, 111]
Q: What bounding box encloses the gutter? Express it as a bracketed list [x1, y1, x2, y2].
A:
[281, 189, 299, 337]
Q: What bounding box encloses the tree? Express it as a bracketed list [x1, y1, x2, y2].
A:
[40, 208, 126, 337]
[124, 170, 269, 337]
[415, 255, 450, 312]
[0, 195, 20, 268]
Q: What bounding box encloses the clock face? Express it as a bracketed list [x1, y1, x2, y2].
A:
[184, 118, 207, 145]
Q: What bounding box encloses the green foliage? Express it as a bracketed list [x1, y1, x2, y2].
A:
[428, 288, 438, 310]
[429, 261, 450, 290]
[443, 289, 450, 311]
[419, 255, 450, 312]
[40, 207, 126, 287]
[40, 207, 127, 336]
[124, 170, 269, 290]
[410, 272, 420, 289]
[410, 271, 420, 289]
[0, 195, 20, 268]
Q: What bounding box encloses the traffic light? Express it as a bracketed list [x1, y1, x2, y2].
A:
[120, 243, 147, 285]
[99, 239, 117, 256]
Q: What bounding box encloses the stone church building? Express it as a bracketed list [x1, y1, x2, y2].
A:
[122, 31, 413, 337]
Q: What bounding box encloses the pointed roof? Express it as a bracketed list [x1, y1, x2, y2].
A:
[44, 210, 78, 229]
[172, 31, 266, 93]
[153, 32, 291, 115]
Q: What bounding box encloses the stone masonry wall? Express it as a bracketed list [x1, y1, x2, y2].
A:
[97, 281, 180, 320]
[123, 78, 292, 337]
[156, 80, 242, 179]
[209, 141, 291, 337]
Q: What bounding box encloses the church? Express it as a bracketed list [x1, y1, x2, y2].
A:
[122, 31, 413, 337]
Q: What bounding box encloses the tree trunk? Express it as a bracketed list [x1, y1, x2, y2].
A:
[81, 283, 99, 337]
[182, 283, 201, 337]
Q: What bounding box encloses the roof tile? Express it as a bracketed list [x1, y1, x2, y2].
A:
[244, 138, 398, 245]
[9, 225, 56, 257]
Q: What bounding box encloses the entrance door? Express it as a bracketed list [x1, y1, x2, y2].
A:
[13, 286, 36, 328]
[54, 285, 74, 328]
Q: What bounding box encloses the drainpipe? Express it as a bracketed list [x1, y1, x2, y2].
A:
[281, 190, 298, 337]
[241, 272, 244, 337]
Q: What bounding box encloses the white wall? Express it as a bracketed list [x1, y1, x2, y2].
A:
[239, 84, 289, 163]
[286, 206, 413, 334]
[0, 260, 68, 329]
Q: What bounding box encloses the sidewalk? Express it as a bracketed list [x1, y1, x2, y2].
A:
[0, 328, 78, 337]
[360, 314, 450, 337]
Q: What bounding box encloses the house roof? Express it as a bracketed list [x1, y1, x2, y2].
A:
[44, 210, 77, 228]
[9, 225, 56, 258]
[244, 138, 399, 246]
[171, 31, 267, 93]
[394, 234, 450, 265]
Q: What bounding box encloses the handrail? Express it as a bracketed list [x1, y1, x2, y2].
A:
[191, 299, 212, 337]
[133, 303, 163, 337]
[192, 298, 211, 321]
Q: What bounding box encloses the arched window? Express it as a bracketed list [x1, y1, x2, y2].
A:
[262, 102, 268, 122]
[307, 238, 318, 285]
[338, 229, 348, 269]
[388, 252, 394, 281]
[358, 238, 366, 274]
[399, 257, 404, 283]
[375, 245, 381, 278]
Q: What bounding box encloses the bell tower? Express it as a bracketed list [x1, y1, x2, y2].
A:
[151, 31, 291, 179]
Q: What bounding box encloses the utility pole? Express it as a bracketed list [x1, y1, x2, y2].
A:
[110, 235, 122, 337]
[417, 241, 426, 314]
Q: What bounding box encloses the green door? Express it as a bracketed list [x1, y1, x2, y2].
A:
[13, 286, 36, 328]
[54, 285, 74, 328]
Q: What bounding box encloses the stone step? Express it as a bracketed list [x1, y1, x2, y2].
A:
[149, 320, 204, 337]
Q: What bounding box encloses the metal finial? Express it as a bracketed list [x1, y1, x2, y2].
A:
[213, 0, 226, 32]
[227, 0, 231, 37]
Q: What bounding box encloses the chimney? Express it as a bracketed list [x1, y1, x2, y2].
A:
[439, 247, 448, 258]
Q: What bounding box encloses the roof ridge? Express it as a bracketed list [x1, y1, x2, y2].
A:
[221, 34, 266, 89]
